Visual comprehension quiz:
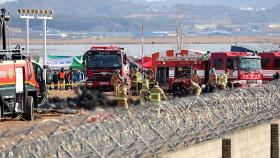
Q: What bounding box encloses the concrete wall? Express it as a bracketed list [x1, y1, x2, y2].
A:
[160, 122, 276, 158]
[161, 139, 222, 158]
[227, 124, 271, 158]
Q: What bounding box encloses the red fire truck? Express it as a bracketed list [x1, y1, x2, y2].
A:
[151, 50, 263, 94]
[0, 9, 47, 121]
[83, 46, 129, 90]
[258, 52, 280, 82]
[0, 58, 47, 120]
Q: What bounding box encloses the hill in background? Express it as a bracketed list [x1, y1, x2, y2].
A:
[2, 0, 280, 35]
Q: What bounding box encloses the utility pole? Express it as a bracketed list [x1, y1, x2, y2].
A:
[141, 19, 144, 69]
[176, 7, 183, 50]
[1, 8, 10, 50]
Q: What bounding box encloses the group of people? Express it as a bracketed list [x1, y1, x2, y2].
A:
[184, 68, 229, 97]
[47, 68, 85, 91]
[110, 68, 167, 109]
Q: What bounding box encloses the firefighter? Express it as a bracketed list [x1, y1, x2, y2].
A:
[218, 69, 228, 91]
[147, 69, 155, 88]
[150, 82, 167, 102]
[59, 68, 65, 91]
[130, 68, 141, 95]
[111, 69, 122, 97]
[135, 68, 142, 92]
[208, 68, 217, 93]
[116, 83, 128, 109]
[140, 79, 150, 104]
[191, 69, 200, 84]
[150, 82, 166, 117]
[189, 79, 202, 96]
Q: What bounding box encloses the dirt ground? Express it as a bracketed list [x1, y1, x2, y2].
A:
[48, 89, 77, 98]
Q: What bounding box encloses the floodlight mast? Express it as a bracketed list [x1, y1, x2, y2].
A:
[36, 9, 53, 85]
[18, 9, 53, 85]
[18, 9, 35, 56]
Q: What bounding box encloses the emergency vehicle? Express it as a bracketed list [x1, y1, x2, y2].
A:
[151, 49, 263, 94]
[83, 46, 129, 90]
[258, 52, 280, 82]
[0, 8, 47, 121]
[0, 56, 47, 121]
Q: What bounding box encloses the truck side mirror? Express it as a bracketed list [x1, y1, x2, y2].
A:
[82, 61, 85, 65]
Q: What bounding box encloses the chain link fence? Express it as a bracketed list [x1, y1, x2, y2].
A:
[1, 80, 280, 158]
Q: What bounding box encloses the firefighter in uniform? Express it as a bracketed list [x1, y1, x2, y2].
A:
[208, 68, 217, 92]
[189, 79, 202, 96]
[140, 79, 150, 104]
[116, 83, 128, 109]
[150, 82, 167, 102]
[150, 82, 167, 117]
[130, 68, 137, 95]
[191, 69, 200, 84]
[218, 69, 228, 91]
[111, 69, 122, 96]
[147, 69, 155, 88]
[135, 68, 142, 93]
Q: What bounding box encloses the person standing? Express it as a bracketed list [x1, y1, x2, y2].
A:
[116, 83, 128, 109]
[52, 71, 59, 90]
[59, 68, 65, 91]
[135, 69, 142, 94]
[208, 68, 217, 93]
[66, 68, 74, 90]
[111, 69, 122, 96]
[140, 79, 150, 104]
[46, 69, 53, 90]
[218, 69, 229, 91]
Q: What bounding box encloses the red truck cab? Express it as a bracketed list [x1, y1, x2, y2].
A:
[258, 52, 280, 82]
[83, 46, 129, 90]
[210, 52, 263, 87]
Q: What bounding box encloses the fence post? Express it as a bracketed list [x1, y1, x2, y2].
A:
[222, 139, 231, 158]
[271, 124, 279, 158]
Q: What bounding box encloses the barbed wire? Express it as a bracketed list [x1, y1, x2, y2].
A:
[1, 80, 280, 158]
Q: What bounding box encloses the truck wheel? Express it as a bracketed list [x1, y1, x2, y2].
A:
[23, 96, 34, 121]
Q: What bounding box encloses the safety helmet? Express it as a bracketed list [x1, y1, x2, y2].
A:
[201, 84, 206, 89]
[211, 68, 216, 73]
[116, 69, 120, 74]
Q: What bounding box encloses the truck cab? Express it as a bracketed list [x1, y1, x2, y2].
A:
[210, 52, 262, 87]
[83, 46, 129, 90]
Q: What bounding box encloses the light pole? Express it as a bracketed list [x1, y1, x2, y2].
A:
[18, 9, 53, 85]
[37, 10, 53, 85]
[18, 9, 35, 56]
